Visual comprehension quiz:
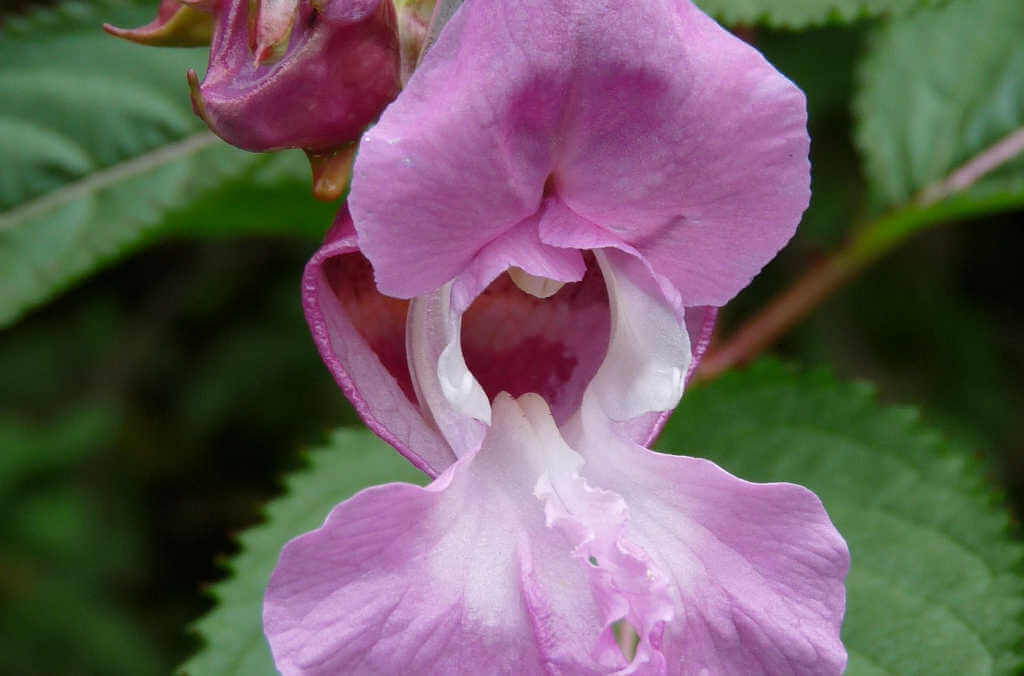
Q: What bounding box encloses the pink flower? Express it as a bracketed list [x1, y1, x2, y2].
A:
[264, 0, 848, 672]
[263, 211, 846, 673]
[187, 0, 401, 156]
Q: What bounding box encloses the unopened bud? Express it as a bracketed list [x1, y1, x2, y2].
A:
[190, 0, 400, 154]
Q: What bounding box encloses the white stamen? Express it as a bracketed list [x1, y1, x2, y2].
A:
[437, 336, 492, 425]
[590, 250, 691, 420]
[508, 267, 565, 299]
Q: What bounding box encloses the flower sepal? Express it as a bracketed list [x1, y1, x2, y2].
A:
[103, 0, 214, 47]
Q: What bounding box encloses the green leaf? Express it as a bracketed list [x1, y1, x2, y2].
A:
[658, 360, 1024, 676]
[855, 0, 1024, 210]
[0, 0, 333, 328]
[178, 427, 427, 675]
[694, 0, 940, 28]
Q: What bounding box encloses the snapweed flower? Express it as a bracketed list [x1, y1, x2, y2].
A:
[264, 0, 850, 673]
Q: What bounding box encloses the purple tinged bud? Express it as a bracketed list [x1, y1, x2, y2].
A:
[103, 0, 214, 47]
[191, 0, 401, 157]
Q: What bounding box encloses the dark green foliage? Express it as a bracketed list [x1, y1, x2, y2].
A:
[0, 405, 166, 675]
[696, 0, 942, 28]
[0, 238, 356, 673]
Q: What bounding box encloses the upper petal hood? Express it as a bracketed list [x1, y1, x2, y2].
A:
[350, 0, 809, 307]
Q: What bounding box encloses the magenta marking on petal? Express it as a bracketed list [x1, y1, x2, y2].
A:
[322, 254, 414, 402]
[461, 256, 608, 425]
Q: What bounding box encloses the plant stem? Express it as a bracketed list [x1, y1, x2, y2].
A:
[693, 124, 1024, 382]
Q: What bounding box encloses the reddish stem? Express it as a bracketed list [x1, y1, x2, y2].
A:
[693, 124, 1024, 381]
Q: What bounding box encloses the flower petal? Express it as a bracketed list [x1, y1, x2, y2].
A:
[264, 394, 628, 674]
[533, 196, 717, 389]
[404, 238, 714, 449]
[448, 213, 587, 316]
[348, 0, 564, 298]
[302, 209, 456, 476]
[252, 0, 300, 61]
[535, 197, 717, 443]
[523, 394, 675, 674]
[350, 0, 808, 307]
[566, 395, 850, 675]
[550, 0, 810, 307]
[266, 389, 840, 675]
[406, 282, 491, 457]
[590, 249, 691, 422]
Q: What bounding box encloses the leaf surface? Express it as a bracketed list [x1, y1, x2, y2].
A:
[0, 1, 332, 327]
[855, 0, 1024, 210]
[695, 0, 940, 28]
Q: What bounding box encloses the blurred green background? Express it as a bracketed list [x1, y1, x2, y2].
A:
[1, 0, 1022, 673]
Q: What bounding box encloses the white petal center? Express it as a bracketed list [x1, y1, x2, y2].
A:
[590, 250, 691, 420]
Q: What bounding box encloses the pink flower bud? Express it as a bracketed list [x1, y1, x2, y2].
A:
[188, 0, 401, 158]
